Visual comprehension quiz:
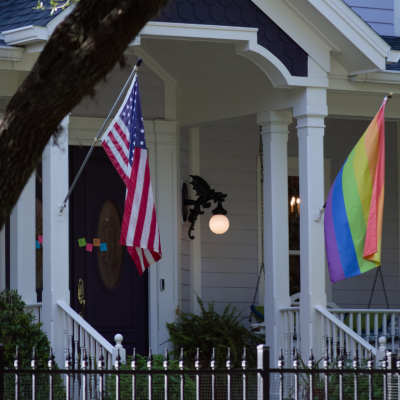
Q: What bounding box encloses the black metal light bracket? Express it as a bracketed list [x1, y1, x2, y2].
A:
[182, 175, 227, 240]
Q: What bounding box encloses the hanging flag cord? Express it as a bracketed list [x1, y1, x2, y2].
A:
[58, 58, 143, 215]
[367, 266, 390, 309]
[249, 131, 265, 323]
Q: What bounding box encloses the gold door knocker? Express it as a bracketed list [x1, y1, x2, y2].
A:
[78, 279, 86, 318]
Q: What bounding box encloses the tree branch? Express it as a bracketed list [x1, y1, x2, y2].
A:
[0, 0, 169, 229]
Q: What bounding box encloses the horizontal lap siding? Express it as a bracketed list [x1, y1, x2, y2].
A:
[200, 118, 259, 328]
[288, 118, 399, 309]
[342, 0, 394, 36]
[181, 128, 191, 313]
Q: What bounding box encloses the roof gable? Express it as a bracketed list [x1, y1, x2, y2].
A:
[153, 0, 308, 77]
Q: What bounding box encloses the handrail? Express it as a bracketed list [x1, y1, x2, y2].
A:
[279, 306, 299, 312]
[316, 305, 376, 356]
[25, 302, 42, 308]
[329, 308, 400, 313]
[57, 300, 114, 354]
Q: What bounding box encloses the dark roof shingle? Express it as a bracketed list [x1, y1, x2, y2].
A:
[0, 0, 62, 33]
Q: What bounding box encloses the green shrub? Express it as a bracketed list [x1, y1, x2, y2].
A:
[166, 296, 263, 368]
[0, 289, 52, 368]
[285, 356, 384, 400]
[0, 290, 66, 400]
[105, 354, 196, 400]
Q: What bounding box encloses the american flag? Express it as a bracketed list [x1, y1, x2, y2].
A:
[101, 74, 162, 275]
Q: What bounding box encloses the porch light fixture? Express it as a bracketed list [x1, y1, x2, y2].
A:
[290, 196, 300, 214]
[182, 175, 228, 240]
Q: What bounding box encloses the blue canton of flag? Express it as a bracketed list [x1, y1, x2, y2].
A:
[119, 79, 146, 166]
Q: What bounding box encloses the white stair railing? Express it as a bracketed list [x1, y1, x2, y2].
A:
[329, 308, 400, 351]
[25, 302, 42, 323]
[316, 305, 378, 362]
[57, 300, 125, 369]
[279, 306, 300, 367]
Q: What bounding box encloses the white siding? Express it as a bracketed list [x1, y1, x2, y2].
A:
[288, 118, 399, 309]
[200, 117, 260, 327]
[342, 0, 394, 36]
[180, 128, 191, 313]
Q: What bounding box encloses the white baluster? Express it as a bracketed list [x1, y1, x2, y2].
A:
[294, 310, 299, 353]
[289, 311, 294, 366]
[349, 313, 354, 358]
[63, 311, 68, 363]
[374, 313, 378, 349]
[297, 310, 301, 356]
[391, 314, 395, 351]
[333, 323, 338, 362]
[346, 333, 351, 359]
[366, 313, 370, 344]
[74, 320, 79, 370]
[383, 313, 387, 338]
[327, 319, 332, 362]
[283, 311, 288, 367]
[357, 313, 362, 358]
[321, 316, 325, 356]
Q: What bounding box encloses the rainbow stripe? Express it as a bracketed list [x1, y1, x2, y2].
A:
[324, 99, 387, 283]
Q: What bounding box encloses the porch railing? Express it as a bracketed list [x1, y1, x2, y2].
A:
[57, 300, 125, 370]
[24, 302, 42, 323]
[316, 305, 378, 362]
[279, 306, 300, 367]
[329, 308, 400, 350]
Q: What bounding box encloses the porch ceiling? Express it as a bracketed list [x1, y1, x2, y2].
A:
[137, 37, 265, 89]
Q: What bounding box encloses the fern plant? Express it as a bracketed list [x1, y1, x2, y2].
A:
[166, 296, 263, 368]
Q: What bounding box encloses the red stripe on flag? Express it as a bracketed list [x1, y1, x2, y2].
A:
[150, 250, 161, 263]
[109, 131, 129, 166]
[114, 122, 130, 149]
[127, 246, 144, 276]
[102, 140, 129, 186]
[119, 148, 141, 244]
[148, 207, 157, 252]
[133, 155, 150, 247]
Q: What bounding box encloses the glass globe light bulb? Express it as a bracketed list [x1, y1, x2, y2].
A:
[209, 214, 229, 235]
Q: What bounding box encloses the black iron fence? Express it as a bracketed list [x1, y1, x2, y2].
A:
[1, 344, 400, 400]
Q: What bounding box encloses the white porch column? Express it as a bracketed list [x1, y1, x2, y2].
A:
[293, 88, 328, 361]
[146, 120, 180, 354]
[189, 127, 201, 315]
[42, 115, 70, 367]
[10, 173, 36, 303]
[258, 110, 292, 365]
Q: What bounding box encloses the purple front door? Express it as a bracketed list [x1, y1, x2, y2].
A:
[69, 146, 148, 356]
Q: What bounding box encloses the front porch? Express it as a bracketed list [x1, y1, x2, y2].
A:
[1, 0, 400, 370]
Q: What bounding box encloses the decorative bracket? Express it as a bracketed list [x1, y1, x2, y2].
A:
[182, 175, 227, 240]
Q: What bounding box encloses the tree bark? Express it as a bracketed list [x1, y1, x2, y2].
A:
[0, 0, 169, 229]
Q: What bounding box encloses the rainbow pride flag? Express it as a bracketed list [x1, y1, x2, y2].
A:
[324, 98, 388, 283]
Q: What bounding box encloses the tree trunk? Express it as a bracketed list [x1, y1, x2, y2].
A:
[0, 0, 169, 229]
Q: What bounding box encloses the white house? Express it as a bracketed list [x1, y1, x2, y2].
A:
[1, 0, 400, 368]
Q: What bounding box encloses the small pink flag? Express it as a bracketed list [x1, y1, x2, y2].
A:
[38, 236, 43, 244]
[86, 243, 93, 252]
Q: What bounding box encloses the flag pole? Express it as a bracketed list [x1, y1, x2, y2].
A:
[58, 58, 143, 215]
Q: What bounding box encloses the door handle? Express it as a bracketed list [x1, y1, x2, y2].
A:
[78, 278, 86, 318]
